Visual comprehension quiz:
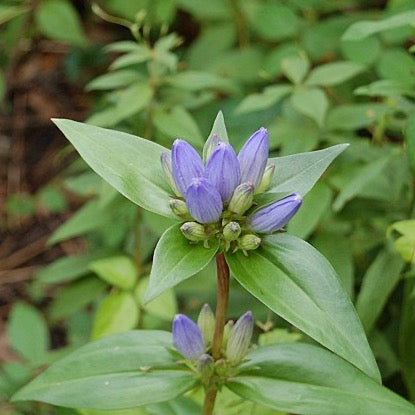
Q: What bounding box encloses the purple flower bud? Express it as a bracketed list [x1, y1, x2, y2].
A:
[226, 311, 253, 364]
[185, 178, 223, 224]
[206, 142, 241, 202]
[173, 314, 206, 360]
[247, 193, 302, 233]
[238, 128, 269, 188]
[171, 139, 205, 195]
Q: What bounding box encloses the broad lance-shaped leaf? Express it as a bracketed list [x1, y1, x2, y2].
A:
[12, 331, 197, 409]
[228, 343, 415, 415]
[267, 144, 348, 196]
[52, 119, 175, 219]
[225, 233, 380, 382]
[144, 224, 219, 303]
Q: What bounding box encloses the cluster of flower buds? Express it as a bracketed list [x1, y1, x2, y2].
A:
[172, 305, 254, 381]
[161, 128, 302, 254]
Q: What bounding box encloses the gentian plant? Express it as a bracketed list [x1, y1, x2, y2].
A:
[12, 113, 415, 415]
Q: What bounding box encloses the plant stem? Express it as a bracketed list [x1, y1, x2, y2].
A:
[212, 253, 230, 359]
[202, 253, 230, 415]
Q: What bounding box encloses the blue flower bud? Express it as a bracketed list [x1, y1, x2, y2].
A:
[185, 178, 223, 224]
[228, 182, 254, 215]
[171, 139, 205, 195]
[160, 152, 180, 196]
[173, 314, 206, 360]
[226, 311, 253, 365]
[169, 198, 190, 219]
[247, 193, 302, 233]
[180, 222, 209, 241]
[206, 142, 241, 202]
[223, 221, 241, 241]
[238, 128, 269, 188]
[255, 164, 275, 194]
[197, 303, 215, 347]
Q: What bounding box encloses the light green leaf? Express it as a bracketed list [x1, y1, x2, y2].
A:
[12, 331, 196, 409]
[135, 277, 177, 321]
[235, 85, 292, 115]
[333, 156, 391, 211]
[90, 256, 137, 291]
[86, 70, 142, 91]
[355, 79, 415, 98]
[305, 61, 366, 86]
[267, 144, 348, 196]
[203, 111, 229, 162]
[0, 5, 29, 25]
[291, 88, 329, 127]
[52, 119, 175, 219]
[342, 10, 415, 41]
[109, 46, 150, 70]
[144, 224, 219, 303]
[356, 248, 404, 333]
[405, 114, 415, 173]
[281, 55, 310, 84]
[225, 234, 380, 381]
[8, 302, 49, 362]
[228, 343, 415, 415]
[91, 292, 139, 339]
[35, 0, 87, 47]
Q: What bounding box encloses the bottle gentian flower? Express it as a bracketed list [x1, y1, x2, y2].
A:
[173, 314, 206, 360]
[238, 128, 269, 188]
[248, 193, 302, 233]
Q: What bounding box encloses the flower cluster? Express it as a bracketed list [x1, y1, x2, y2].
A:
[161, 128, 302, 253]
[172, 305, 253, 380]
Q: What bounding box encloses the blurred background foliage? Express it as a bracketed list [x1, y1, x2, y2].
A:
[1, 0, 415, 413]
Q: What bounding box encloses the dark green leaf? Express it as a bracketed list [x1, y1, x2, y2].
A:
[228, 343, 415, 415]
[225, 234, 380, 381]
[144, 224, 219, 302]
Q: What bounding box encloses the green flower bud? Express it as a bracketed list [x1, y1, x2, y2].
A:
[180, 222, 209, 241]
[203, 133, 220, 162]
[169, 198, 190, 219]
[161, 152, 180, 196]
[197, 304, 215, 347]
[238, 234, 261, 251]
[228, 182, 254, 215]
[198, 354, 214, 383]
[214, 358, 228, 376]
[223, 221, 241, 241]
[255, 164, 275, 194]
[222, 320, 234, 349]
[226, 311, 253, 365]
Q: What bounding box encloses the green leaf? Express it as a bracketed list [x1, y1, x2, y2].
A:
[305, 61, 366, 86]
[405, 114, 415, 172]
[8, 302, 49, 363]
[228, 343, 415, 415]
[90, 256, 137, 290]
[355, 79, 415, 98]
[225, 234, 380, 381]
[35, 0, 87, 47]
[234, 85, 292, 115]
[144, 224, 219, 303]
[267, 144, 348, 196]
[0, 5, 29, 25]
[91, 292, 139, 339]
[281, 55, 310, 84]
[203, 111, 229, 162]
[12, 331, 197, 409]
[52, 119, 175, 219]
[356, 248, 404, 333]
[86, 70, 142, 91]
[342, 10, 415, 41]
[291, 88, 329, 127]
[333, 156, 391, 211]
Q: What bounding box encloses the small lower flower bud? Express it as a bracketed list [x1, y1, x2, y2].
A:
[223, 222, 241, 241]
[238, 234, 261, 251]
[222, 320, 234, 349]
[198, 353, 214, 381]
[169, 198, 190, 219]
[214, 358, 228, 376]
[180, 222, 209, 241]
[228, 182, 254, 215]
[255, 164, 275, 194]
[226, 311, 253, 365]
[197, 304, 215, 347]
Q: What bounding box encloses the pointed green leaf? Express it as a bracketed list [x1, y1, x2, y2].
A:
[203, 111, 229, 162]
[267, 144, 348, 196]
[305, 61, 366, 86]
[12, 331, 196, 409]
[225, 234, 380, 381]
[52, 119, 175, 218]
[144, 224, 219, 302]
[228, 343, 415, 415]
